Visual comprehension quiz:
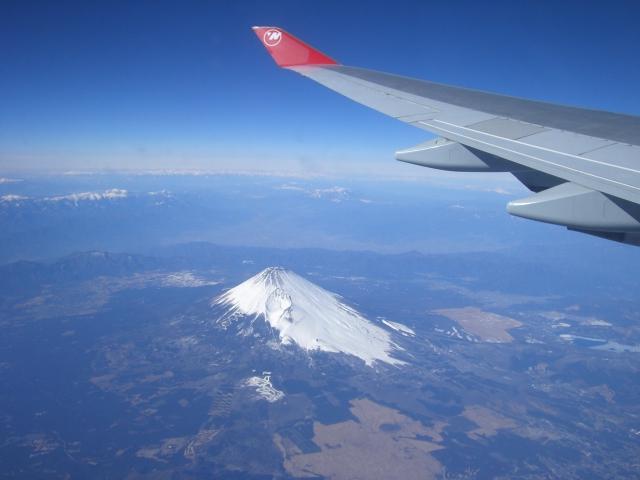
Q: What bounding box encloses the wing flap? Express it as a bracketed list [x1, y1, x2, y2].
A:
[465, 118, 548, 140]
[508, 182, 640, 232]
[518, 129, 616, 155]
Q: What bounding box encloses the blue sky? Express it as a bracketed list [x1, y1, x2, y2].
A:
[1, 0, 640, 175]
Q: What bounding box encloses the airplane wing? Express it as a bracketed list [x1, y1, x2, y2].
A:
[252, 26, 640, 246]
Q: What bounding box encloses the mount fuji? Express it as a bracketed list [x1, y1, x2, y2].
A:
[213, 267, 405, 366]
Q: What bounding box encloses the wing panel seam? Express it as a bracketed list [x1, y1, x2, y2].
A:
[429, 119, 640, 176]
[419, 121, 640, 197]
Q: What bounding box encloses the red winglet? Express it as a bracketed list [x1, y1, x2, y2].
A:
[252, 26, 338, 68]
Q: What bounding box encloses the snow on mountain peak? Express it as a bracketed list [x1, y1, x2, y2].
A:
[214, 267, 404, 366]
[46, 189, 128, 203]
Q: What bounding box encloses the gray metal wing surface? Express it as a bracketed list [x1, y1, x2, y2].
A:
[253, 26, 640, 245]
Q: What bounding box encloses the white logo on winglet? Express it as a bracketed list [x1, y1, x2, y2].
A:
[263, 29, 282, 47]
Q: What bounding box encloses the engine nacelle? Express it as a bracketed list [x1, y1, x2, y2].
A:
[507, 182, 640, 232]
[395, 138, 516, 172]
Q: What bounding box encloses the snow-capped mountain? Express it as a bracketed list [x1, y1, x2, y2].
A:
[46, 189, 128, 203]
[213, 267, 404, 366]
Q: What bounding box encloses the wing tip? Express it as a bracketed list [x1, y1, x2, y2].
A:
[251, 26, 338, 68]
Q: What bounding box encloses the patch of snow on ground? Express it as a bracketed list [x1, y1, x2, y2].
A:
[525, 336, 545, 344]
[160, 272, 219, 288]
[559, 334, 604, 343]
[381, 319, 415, 337]
[245, 372, 284, 402]
[581, 318, 612, 327]
[592, 341, 640, 353]
[437, 326, 476, 342]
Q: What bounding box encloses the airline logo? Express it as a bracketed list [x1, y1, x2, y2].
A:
[263, 29, 282, 47]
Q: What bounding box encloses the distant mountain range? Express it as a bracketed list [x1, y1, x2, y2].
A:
[1, 241, 638, 305]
